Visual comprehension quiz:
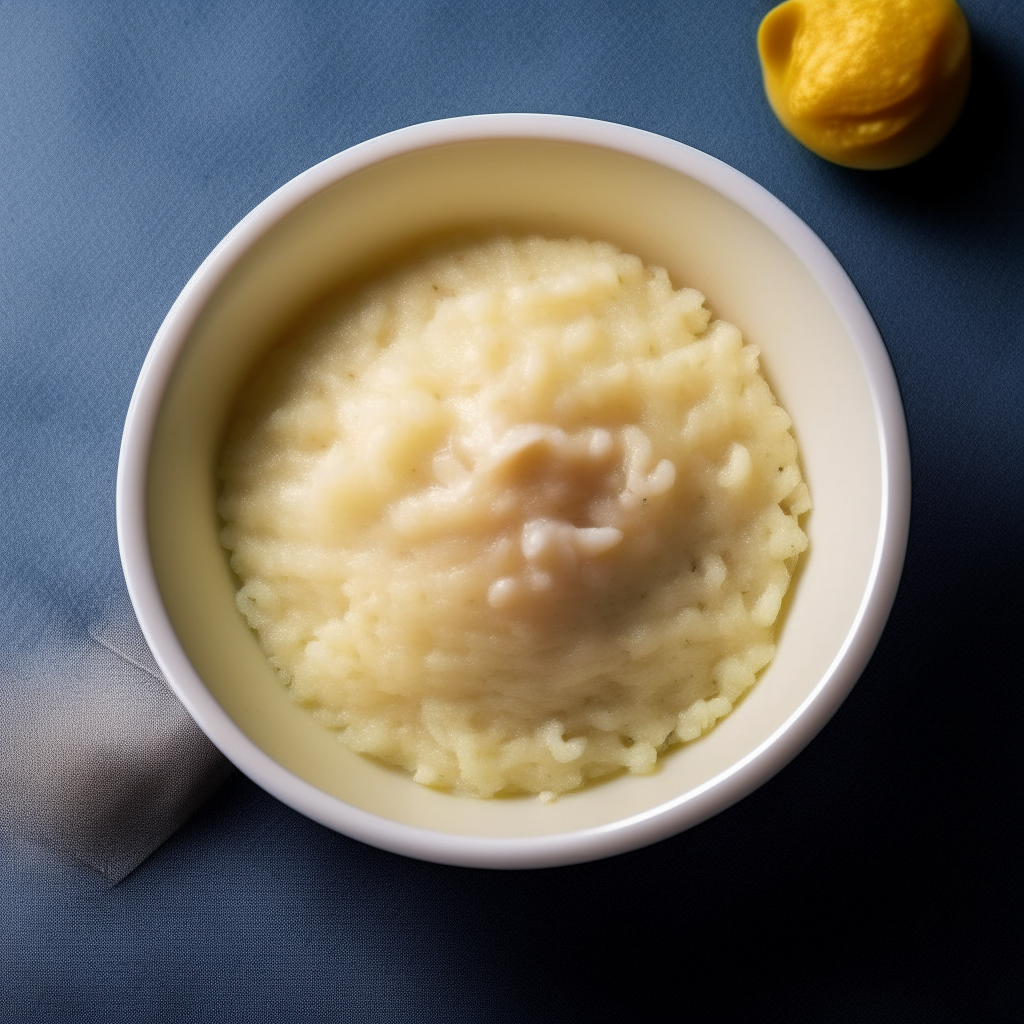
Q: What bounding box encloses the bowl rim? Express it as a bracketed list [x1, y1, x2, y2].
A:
[117, 113, 911, 868]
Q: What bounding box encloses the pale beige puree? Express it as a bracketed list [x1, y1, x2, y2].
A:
[219, 236, 810, 798]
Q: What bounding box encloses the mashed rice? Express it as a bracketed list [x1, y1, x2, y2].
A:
[218, 236, 810, 797]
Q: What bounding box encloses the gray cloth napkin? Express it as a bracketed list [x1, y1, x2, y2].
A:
[1, 594, 232, 883]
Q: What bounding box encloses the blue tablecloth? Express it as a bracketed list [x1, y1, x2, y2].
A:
[2, 2, 1021, 1019]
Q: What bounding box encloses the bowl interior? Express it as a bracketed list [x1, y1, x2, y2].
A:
[148, 137, 882, 838]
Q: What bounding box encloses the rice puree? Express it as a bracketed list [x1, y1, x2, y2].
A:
[218, 236, 810, 798]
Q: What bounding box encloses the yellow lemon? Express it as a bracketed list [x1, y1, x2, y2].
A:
[758, 0, 971, 168]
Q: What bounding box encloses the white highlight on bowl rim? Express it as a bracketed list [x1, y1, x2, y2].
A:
[117, 114, 911, 868]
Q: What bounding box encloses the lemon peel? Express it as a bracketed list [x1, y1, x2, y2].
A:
[758, 0, 971, 169]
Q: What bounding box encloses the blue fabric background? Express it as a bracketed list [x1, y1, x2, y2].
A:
[2, 1, 1021, 1019]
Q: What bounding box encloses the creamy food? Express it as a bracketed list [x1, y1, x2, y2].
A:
[218, 236, 810, 798]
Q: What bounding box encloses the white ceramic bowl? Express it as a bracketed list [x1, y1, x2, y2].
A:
[117, 114, 910, 868]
